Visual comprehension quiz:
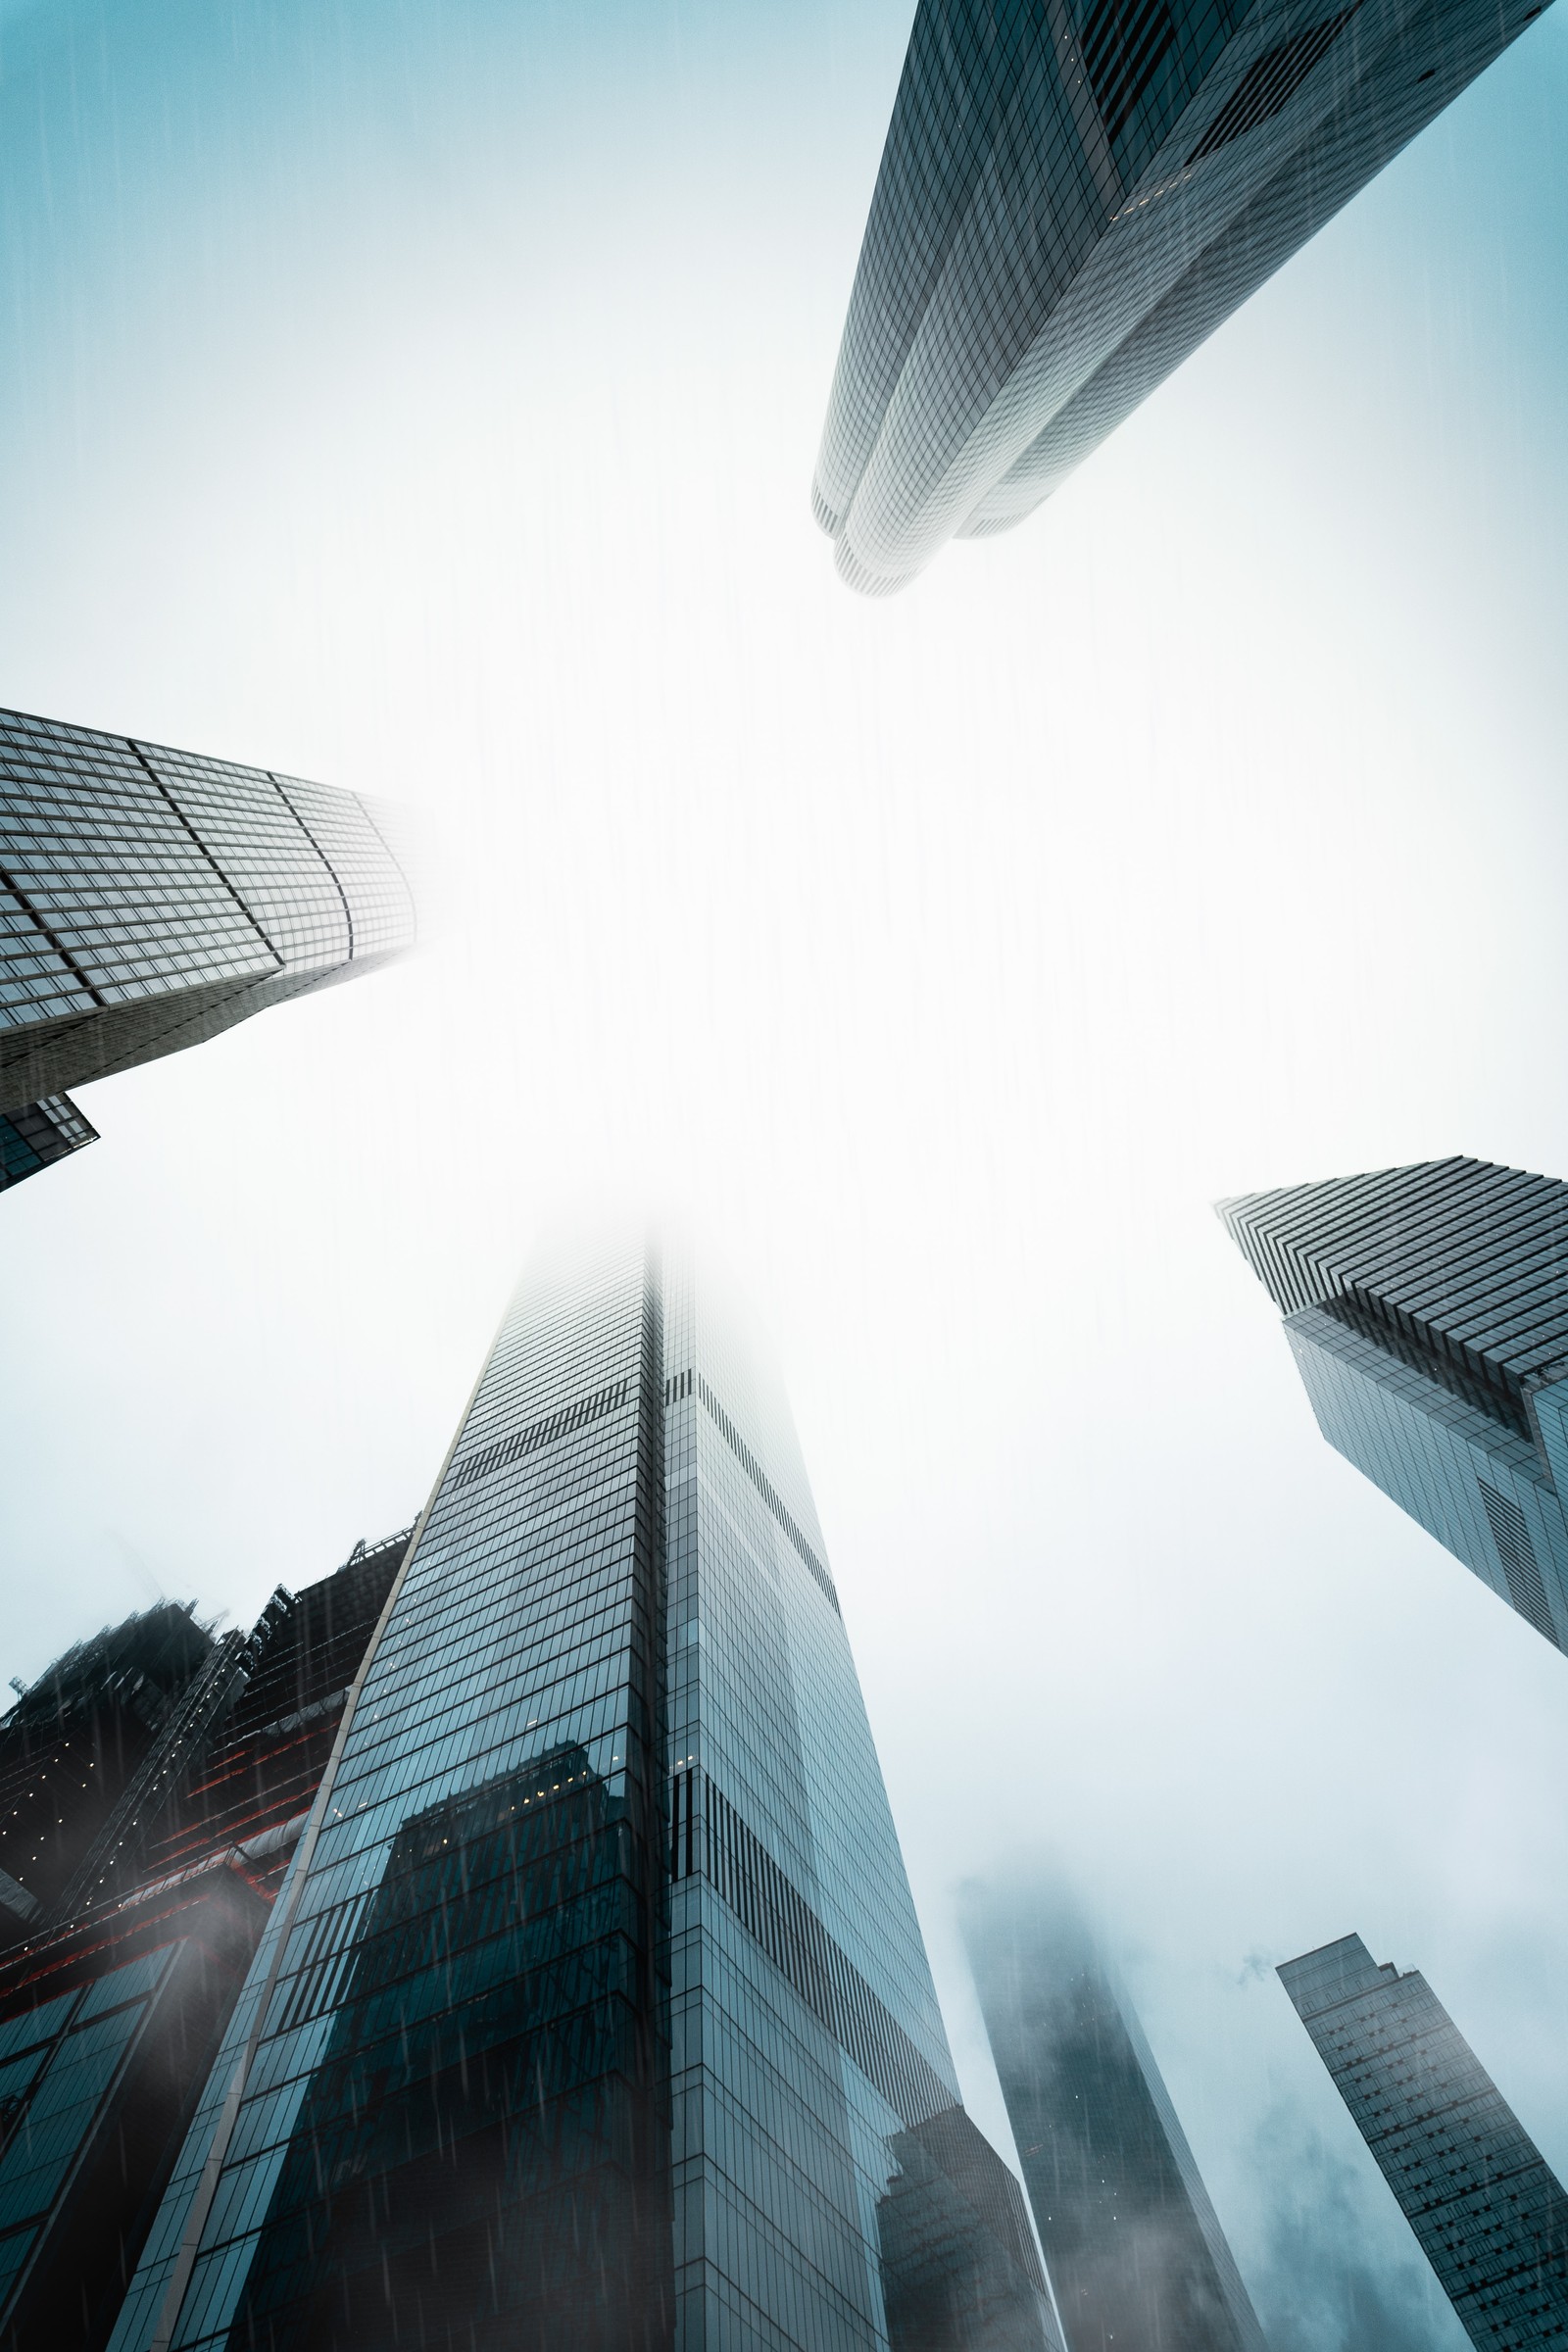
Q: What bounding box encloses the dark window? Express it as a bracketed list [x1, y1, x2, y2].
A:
[1187, 8, 1357, 163]
[451, 1379, 629, 1490]
[1478, 1482, 1558, 1646]
[675, 1766, 952, 2132]
[1079, 0, 1177, 143]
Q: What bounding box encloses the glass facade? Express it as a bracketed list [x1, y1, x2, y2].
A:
[108, 1238, 671, 2352]
[812, 0, 1550, 593]
[0, 1536, 415, 2352]
[1280, 1935, 1568, 2347]
[105, 1238, 1033, 2351]
[662, 1250, 976, 2348]
[0, 1091, 97, 1191]
[1220, 1156, 1568, 1651]
[877, 2106, 1064, 2351]
[0, 1877, 270, 2352]
[0, 704, 416, 1152]
[963, 1882, 1267, 2352]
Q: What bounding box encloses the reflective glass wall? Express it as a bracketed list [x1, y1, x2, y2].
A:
[664, 1248, 962, 2346]
[109, 1238, 669, 2352]
[110, 1237, 1029, 2352]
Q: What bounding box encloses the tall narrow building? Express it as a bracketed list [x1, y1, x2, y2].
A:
[812, 0, 1551, 594]
[1219, 1156, 1568, 1652]
[107, 1238, 1046, 2352]
[0, 704, 416, 1185]
[1279, 1935, 1568, 2348]
[964, 1882, 1268, 2352]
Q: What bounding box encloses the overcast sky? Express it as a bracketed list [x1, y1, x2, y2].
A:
[4, 0, 1567, 2340]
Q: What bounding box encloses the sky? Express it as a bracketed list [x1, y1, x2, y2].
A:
[3, 0, 1568, 2340]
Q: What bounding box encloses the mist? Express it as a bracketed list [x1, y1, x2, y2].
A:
[3, 0, 1567, 2333]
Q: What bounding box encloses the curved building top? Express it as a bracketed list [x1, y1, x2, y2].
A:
[813, 0, 1551, 593]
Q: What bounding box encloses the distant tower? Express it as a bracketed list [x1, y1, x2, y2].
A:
[964, 1882, 1269, 2352]
[1279, 1935, 1568, 2348]
[812, 0, 1551, 594]
[0, 704, 416, 1187]
[1219, 1157, 1568, 1650]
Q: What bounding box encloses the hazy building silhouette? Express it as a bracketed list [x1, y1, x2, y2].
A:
[0, 1535, 409, 2352]
[1220, 1156, 1568, 1651]
[0, 704, 415, 1187]
[964, 1882, 1268, 2352]
[1280, 1935, 1568, 2347]
[812, 0, 1550, 595]
[107, 1238, 1031, 2351]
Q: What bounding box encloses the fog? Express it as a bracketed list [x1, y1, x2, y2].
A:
[3, 0, 1567, 2337]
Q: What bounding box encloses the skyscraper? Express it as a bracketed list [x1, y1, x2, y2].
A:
[1219, 1156, 1568, 1652]
[812, 0, 1550, 594]
[105, 1237, 1042, 2352]
[0, 1534, 410, 2352]
[1279, 1935, 1568, 2348]
[0, 704, 416, 1185]
[964, 1882, 1268, 2352]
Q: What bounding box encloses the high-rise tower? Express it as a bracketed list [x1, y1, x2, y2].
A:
[964, 1882, 1268, 2352]
[812, 0, 1551, 594]
[0, 705, 416, 1187]
[1219, 1156, 1568, 1652]
[106, 1238, 1046, 2351]
[1280, 1935, 1568, 2348]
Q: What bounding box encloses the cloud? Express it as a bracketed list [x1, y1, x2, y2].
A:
[1248, 2102, 1458, 2352]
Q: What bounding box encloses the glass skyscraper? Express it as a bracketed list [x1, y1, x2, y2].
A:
[1280, 1935, 1568, 2347]
[963, 1882, 1268, 2352]
[812, 0, 1551, 594]
[1219, 1156, 1568, 1652]
[106, 1236, 1043, 2351]
[0, 704, 416, 1185]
